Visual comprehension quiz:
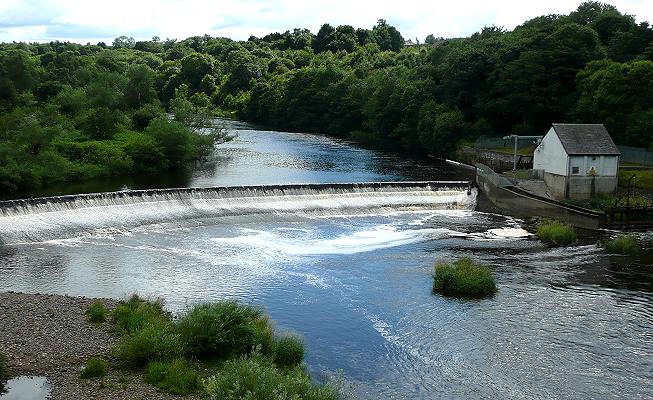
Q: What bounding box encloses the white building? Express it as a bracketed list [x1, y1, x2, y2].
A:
[533, 124, 620, 199]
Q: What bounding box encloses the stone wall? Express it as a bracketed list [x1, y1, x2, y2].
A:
[543, 172, 567, 200]
[567, 176, 618, 199]
[543, 172, 618, 200]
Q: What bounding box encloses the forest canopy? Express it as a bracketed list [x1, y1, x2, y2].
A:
[1, 2, 652, 196]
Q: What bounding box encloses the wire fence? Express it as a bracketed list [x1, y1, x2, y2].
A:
[475, 137, 653, 166]
[474, 135, 540, 149]
[618, 145, 653, 166]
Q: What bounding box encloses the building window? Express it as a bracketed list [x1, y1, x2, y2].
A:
[572, 166, 580, 174]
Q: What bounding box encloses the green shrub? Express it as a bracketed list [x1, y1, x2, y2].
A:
[601, 234, 640, 254]
[147, 359, 200, 395]
[177, 302, 273, 360]
[80, 357, 108, 379]
[203, 354, 338, 400]
[113, 321, 184, 367]
[87, 300, 108, 323]
[536, 220, 577, 246]
[0, 352, 8, 393]
[111, 294, 169, 335]
[433, 257, 497, 298]
[273, 335, 305, 368]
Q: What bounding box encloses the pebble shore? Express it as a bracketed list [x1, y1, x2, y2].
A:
[0, 291, 199, 399]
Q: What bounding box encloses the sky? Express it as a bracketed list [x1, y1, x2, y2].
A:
[0, 0, 652, 44]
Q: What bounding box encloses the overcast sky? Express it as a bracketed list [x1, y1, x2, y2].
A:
[1, 0, 652, 44]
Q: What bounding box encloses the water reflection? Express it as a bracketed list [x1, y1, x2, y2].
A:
[0, 376, 50, 400]
[7, 119, 471, 199]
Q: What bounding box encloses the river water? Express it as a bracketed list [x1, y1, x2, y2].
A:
[0, 120, 652, 399]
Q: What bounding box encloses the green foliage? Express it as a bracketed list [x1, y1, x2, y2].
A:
[273, 335, 305, 368]
[147, 359, 200, 395]
[0, 351, 8, 393]
[619, 169, 653, 190]
[536, 220, 577, 246]
[203, 354, 339, 400]
[111, 294, 169, 335]
[80, 357, 108, 379]
[433, 257, 497, 298]
[113, 321, 184, 367]
[564, 194, 651, 211]
[87, 300, 108, 323]
[601, 234, 640, 254]
[177, 302, 273, 360]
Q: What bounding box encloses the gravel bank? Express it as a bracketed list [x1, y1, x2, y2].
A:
[0, 292, 199, 399]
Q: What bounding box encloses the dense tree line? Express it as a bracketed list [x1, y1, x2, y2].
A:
[0, 41, 224, 196]
[1, 2, 652, 196]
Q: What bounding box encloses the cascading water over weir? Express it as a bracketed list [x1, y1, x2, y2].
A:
[0, 181, 476, 244]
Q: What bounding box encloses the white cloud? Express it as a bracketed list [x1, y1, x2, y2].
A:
[0, 0, 652, 43]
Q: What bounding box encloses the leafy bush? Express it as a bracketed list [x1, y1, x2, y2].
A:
[147, 359, 200, 395]
[0, 352, 8, 393]
[113, 321, 184, 367]
[80, 357, 108, 379]
[536, 220, 577, 246]
[87, 300, 107, 323]
[111, 294, 169, 335]
[203, 354, 339, 400]
[433, 257, 497, 298]
[564, 194, 651, 212]
[601, 234, 640, 254]
[273, 335, 305, 368]
[619, 169, 653, 190]
[177, 302, 273, 360]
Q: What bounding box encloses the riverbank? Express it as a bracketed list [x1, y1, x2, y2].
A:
[0, 292, 198, 400]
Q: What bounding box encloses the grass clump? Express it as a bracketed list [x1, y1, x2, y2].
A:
[619, 169, 653, 190]
[147, 359, 200, 395]
[273, 335, 305, 368]
[80, 357, 108, 379]
[111, 294, 169, 335]
[203, 354, 338, 400]
[0, 352, 8, 393]
[433, 257, 497, 298]
[564, 194, 651, 212]
[601, 234, 640, 254]
[87, 301, 108, 323]
[113, 321, 184, 367]
[535, 220, 577, 246]
[177, 302, 273, 360]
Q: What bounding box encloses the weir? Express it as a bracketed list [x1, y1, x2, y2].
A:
[0, 181, 476, 244]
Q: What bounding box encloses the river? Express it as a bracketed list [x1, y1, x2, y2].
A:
[0, 120, 652, 399]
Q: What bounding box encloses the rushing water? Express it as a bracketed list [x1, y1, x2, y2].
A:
[0, 121, 652, 399]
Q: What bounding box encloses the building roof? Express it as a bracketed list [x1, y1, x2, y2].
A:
[552, 123, 620, 156]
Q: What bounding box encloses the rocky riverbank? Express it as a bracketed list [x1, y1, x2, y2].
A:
[0, 292, 198, 399]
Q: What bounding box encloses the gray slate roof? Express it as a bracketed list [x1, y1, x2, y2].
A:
[552, 123, 620, 155]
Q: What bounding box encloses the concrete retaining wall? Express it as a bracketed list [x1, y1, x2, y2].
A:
[476, 164, 603, 230]
[460, 147, 533, 172]
[542, 172, 618, 200]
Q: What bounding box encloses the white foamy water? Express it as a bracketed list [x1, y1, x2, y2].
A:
[0, 183, 476, 244]
[212, 224, 458, 256]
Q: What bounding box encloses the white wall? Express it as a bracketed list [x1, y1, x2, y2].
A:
[569, 155, 619, 177]
[533, 127, 568, 176]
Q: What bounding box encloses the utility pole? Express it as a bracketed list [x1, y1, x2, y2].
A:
[502, 135, 543, 170]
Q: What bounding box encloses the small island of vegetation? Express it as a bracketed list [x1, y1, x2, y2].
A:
[536, 220, 577, 246]
[601, 234, 640, 254]
[433, 257, 497, 298]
